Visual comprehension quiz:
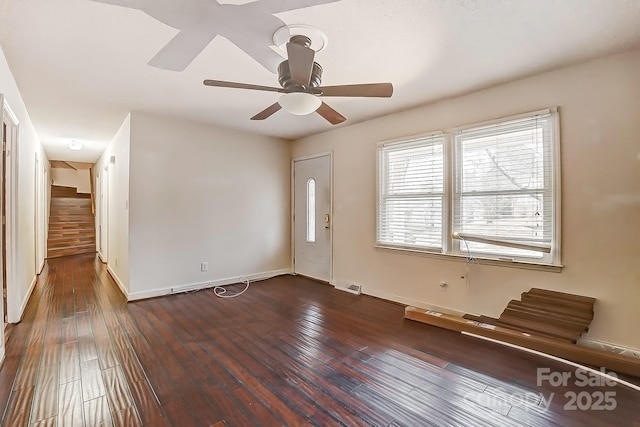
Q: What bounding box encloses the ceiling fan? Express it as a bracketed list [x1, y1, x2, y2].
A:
[203, 35, 393, 125]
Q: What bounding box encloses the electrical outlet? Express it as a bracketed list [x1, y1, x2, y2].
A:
[439, 281, 448, 292]
[200, 262, 208, 272]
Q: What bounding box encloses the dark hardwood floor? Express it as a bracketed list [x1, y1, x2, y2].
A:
[0, 254, 638, 426]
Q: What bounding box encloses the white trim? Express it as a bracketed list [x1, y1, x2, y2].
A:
[3, 100, 20, 323]
[0, 92, 4, 333]
[448, 107, 555, 134]
[107, 265, 128, 298]
[377, 130, 445, 148]
[362, 286, 468, 318]
[2, 99, 19, 125]
[127, 268, 292, 301]
[375, 244, 563, 272]
[578, 337, 640, 359]
[291, 151, 333, 163]
[290, 160, 295, 271]
[18, 275, 38, 322]
[551, 108, 562, 266]
[291, 151, 334, 283]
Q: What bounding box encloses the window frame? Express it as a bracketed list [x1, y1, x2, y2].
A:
[376, 133, 446, 253]
[375, 108, 562, 269]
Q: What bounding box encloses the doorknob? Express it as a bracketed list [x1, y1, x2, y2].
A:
[324, 214, 330, 229]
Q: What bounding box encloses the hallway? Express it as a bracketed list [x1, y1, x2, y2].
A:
[0, 254, 163, 426]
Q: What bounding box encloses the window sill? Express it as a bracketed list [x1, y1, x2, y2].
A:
[375, 245, 563, 273]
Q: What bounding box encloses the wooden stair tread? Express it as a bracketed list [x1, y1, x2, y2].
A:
[48, 184, 96, 259]
[51, 185, 91, 199]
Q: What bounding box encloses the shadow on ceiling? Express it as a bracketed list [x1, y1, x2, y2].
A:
[91, 0, 340, 72]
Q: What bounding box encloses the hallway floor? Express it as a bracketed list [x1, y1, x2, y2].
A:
[0, 254, 163, 426]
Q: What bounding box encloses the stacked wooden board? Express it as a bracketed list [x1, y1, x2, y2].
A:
[405, 288, 640, 377]
[464, 288, 595, 344]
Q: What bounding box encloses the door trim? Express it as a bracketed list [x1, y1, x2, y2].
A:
[2, 99, 20, 323]
[98, 165, 109, 263]
[291, 151, 334, 283]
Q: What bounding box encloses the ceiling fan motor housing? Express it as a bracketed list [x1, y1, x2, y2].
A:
[203, 32, 391, 125]
[278, 61, 323, 91]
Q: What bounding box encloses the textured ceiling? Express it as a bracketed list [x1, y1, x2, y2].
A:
[1, 0, 640, 162]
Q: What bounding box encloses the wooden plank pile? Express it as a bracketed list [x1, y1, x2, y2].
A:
[405, 288, 640, 377]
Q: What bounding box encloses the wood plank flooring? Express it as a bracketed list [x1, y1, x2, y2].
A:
[0, 254, 639, 426]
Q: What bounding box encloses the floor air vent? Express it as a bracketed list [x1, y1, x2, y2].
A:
[335, 282, 362, 295]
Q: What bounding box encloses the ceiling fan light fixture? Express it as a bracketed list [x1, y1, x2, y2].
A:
[278, 92, 322, 115]
[68, 140, 83, 151]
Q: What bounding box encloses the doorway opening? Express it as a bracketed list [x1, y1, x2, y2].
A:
[1, 98, 19, 336]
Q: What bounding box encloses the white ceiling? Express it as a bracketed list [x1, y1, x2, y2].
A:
[1, 0, 640, 162]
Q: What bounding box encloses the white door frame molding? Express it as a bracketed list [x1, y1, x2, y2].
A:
[99, 165, 109, 263]
[291, 151, 334, 283]
[2, 98, 21, 323]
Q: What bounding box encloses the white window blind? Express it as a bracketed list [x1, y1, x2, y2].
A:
[453, 112, 555, 259]
[378, 136, 444, 251]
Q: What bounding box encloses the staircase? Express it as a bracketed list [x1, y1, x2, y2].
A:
[47, 185, 96, 258]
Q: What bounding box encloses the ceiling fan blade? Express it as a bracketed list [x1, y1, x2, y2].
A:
[286, 41, 315, 88]
[250, 103, 282, 121]
[317, 83, 393, 97]
[316, 102, 346, 125]
[203, 79, 285, 93]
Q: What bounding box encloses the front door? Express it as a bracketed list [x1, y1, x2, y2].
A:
[293, 154, 331, 282]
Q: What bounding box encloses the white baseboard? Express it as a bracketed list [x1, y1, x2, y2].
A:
[107, 265, 128, 299]
[127, 268, 293, 301]
[17, 275, 39, 322]
[359, 286, 467, 318]
[98, 252, 106, 263]
[578, 337, 640, 359]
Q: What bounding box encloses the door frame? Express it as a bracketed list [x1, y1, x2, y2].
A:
[98, 165, 109, 263]
[0, 94, 4, 343]
[34, 152, 45, 274]
[2, 98, 20, 323]
[291, 151, 334, 283]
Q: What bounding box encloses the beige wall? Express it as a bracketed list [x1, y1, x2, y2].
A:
[128, 112, 291, 299]
[51, 167, 91, 193]
[292, 48, 640, 350]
